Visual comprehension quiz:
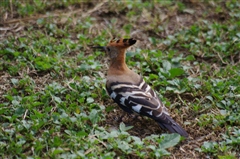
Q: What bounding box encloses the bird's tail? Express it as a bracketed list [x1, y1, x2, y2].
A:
[156, 113, 188, 137]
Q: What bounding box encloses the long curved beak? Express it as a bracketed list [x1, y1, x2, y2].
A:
[91, 46, 106, 52]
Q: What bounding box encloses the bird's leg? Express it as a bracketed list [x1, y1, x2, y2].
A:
[123, 113, 141, 126]
[115, 114, 126, 122]
[115, 113, 138, 123]
[128, 113, 139, 121]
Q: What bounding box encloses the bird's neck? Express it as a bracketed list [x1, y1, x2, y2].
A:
[108, 51, 130, 75]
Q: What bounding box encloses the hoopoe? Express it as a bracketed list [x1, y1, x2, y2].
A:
[95, 38, 188, 137]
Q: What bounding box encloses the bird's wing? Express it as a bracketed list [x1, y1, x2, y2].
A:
[106, 78, 168, 118]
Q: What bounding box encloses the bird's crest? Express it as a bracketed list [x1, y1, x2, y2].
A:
[108, 38, 137, 48]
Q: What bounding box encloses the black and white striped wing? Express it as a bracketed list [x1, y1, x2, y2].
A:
[106, 78, 188, 137]
[106, 78, 167, 118]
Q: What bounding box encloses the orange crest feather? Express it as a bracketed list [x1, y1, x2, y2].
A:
[107, 38, 137, 48]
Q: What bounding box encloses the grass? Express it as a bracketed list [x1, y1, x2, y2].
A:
[0, 0, 240, 158]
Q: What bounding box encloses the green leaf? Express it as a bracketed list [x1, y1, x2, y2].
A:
[162, 60, 171, 72]
[105, 105, 115, 113]
[53, 136, 62, 147]
[218, 155, 236, 159]
[169, 68, 185, 78]
[77, 131, 88, 138]
[117, 140, 131, 152]
[185, 55, 195, 61]
[51, 148, 64, 155]
[155, 148, 170, 158]
[89, 109, 99, 124]
[119, 122, 133, 132]
[206, 96, 213, 102]
[159, 134, 181, 149]
[15, 107, 25, 116]
[87, 97, 94, 104]
[11, 78, 19, 85]
[53, 96, 62, 103]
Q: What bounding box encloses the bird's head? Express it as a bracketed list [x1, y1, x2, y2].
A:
[93, 38, 137, 59]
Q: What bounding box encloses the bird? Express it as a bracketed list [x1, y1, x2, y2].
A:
[94, 38, 188, 137]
